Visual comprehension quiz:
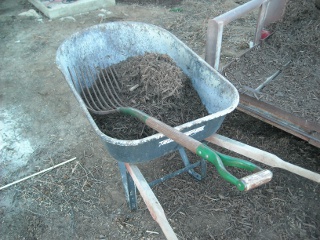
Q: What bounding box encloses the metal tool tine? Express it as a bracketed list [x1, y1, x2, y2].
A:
[100, 66, 124, 107]
[68, 66, 101, 111]
[68, 64, 129, 114]
[108, 66, 122, 91]
[82, 65, 107, 110]
[87, 66, 116, 110]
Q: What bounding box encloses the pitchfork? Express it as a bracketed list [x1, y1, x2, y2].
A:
[68, 65, 272, 191]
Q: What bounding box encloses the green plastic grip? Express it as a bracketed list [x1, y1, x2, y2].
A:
[118, 107, 272, 191]
[196, 144, 269, 191]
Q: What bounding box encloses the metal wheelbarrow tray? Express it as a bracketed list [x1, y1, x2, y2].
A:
[56, 21, 239, 163]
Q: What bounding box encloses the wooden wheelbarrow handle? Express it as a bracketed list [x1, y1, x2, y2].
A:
[125, 163, 178, 240]
[206, 134, 320, 183]
[122, 107, 272, 191]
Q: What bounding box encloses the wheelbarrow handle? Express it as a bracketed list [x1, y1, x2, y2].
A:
[197, 145, 272, 191]
[216, 151, 273, 191]
[119, 107, 272, 191]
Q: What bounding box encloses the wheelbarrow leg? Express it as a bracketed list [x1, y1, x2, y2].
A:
[118, 162, 138, 210]
[178, 147, 207, 180]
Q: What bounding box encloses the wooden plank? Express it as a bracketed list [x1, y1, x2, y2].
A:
[29, 0, 115, 19]
[125, 163, 178, 240]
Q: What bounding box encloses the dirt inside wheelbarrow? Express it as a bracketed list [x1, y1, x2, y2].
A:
[1, 1, 320, 240]
[93, 53, 208, 140]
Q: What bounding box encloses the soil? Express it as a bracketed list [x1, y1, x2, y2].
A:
[1, 0, 319, 240]
[223, 0, 320, 124]
[92, 53, 207, 140]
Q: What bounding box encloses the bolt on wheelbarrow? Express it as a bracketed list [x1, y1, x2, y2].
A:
[56, 22, 273, 240]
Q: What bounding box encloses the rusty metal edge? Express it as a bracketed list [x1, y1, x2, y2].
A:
[237, 93, 320, 148]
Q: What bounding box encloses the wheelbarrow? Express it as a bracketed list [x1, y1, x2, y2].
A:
[56, 22, 274, 239]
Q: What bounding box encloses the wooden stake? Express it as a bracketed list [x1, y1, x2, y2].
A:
[0, 157, 77, 191]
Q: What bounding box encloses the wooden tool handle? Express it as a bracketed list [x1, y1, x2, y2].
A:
[121, 107, 273, 191]
[206, 134, 320, 183]
[240, 169, 273, 191]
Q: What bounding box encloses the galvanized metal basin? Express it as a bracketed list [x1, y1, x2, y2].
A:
[56, 22, 239, 163]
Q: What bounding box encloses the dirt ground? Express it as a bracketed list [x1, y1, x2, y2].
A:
[0, 0, 319, 239]
[224, 0, 320, 124]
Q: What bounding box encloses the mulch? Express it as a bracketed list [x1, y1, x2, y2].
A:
[223, 0, 320, 124]
[92, 53, 208, 139]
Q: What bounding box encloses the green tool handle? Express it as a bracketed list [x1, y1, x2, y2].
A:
[119, 107, 272, 191]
